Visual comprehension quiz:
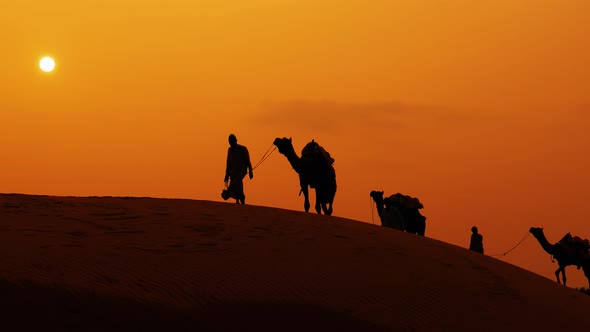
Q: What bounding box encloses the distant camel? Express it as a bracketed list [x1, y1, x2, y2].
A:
[370, 190, 426, 236]
[273, 137, 336, 215]
[529, 227, 590, 288]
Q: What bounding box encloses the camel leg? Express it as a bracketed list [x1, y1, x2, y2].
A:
[325, 203, 332, 216]
[418, 217, 426, 236]
[318, 191, 332, 216]
[555, 267, 566, 285]
[582, 265, 590, 290]
[316, 188, 331, 215]
[301, 186, 310, 213]
[320, 202, 331, 216]
[314, 188, 322, 214]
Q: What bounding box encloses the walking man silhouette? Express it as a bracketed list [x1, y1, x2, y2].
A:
[224, 134, 253, 205]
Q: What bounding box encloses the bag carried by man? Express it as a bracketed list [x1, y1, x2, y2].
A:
[221, 183, 233, 201]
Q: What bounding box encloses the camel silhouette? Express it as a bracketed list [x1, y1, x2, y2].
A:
[529, 227, 590, 288]
[370, 190, 426, 236]
[273, 137, 336, 215]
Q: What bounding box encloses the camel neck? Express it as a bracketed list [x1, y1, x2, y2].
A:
[372, 198, 384, 215]
[283, 148, 302, 173]
[369, 195, 385, 225]
[532, 230, 557, 256]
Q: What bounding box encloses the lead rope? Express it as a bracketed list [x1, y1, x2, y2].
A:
[489, 231, 531, 258]
[252, 143, 277, 171]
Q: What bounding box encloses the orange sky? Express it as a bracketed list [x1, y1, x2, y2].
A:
[2, 1, 590, 286]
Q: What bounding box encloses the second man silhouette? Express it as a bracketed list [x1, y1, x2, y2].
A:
[469, 226, 484, 254]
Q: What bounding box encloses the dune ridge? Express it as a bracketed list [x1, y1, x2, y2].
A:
[1, 193, 589, 331]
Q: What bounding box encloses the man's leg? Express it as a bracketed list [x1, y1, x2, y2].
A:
[228, 178, 240, 204]
[229, 174, 246, 205]
[237, 179, 245, 204]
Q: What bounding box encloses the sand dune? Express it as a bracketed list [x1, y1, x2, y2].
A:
[1, 193, 589, 331]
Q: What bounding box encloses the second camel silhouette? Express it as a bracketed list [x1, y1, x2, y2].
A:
[370, 190, 426, 236]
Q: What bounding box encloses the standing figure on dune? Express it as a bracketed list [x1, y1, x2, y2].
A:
[469, 226, 484, 254]
[224, 134, 253, 205]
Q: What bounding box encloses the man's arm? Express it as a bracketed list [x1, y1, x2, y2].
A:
[245, 147, 253, 179]
[245, 147, 253, 171]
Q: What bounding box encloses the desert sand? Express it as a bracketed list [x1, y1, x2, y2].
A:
[1, 193, 589, 331]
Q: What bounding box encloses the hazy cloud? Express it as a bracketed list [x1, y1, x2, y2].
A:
[253, 100, 471, 135]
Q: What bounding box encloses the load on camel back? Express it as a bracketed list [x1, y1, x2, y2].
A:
[369, 190, 427, 236]
[386, 193, 424, 210]
[557, 232, 590, 268]
[301, 140, 335, 166]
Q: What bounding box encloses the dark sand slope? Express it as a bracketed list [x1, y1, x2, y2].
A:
[1, 194, 589, 331]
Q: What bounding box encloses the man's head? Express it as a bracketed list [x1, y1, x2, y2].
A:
[228, 134, 238, 147]
[471, 226, 478, 234]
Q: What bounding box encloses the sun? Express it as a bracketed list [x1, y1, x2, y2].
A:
[39, 56, 56, 73]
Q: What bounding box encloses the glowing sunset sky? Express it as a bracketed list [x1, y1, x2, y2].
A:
[2, 1, 589, 286]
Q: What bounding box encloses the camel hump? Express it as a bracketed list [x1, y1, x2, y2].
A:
[572, 236, 590, 249]
[558, 233, 587, 247]
[559, 232, 573, 245]
[390, 193, 424, 209]
[558, 233, 590, 256]
[302, 141, 335, 165]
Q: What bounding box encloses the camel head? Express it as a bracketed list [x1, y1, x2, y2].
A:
[369, 191, 384, 203]
[529, 227, 543, 234]
[273, 137, 295, 156]
[529, 227, 555, 245]
[530, 226, 561, 256]
[370, 190, 384, 199]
